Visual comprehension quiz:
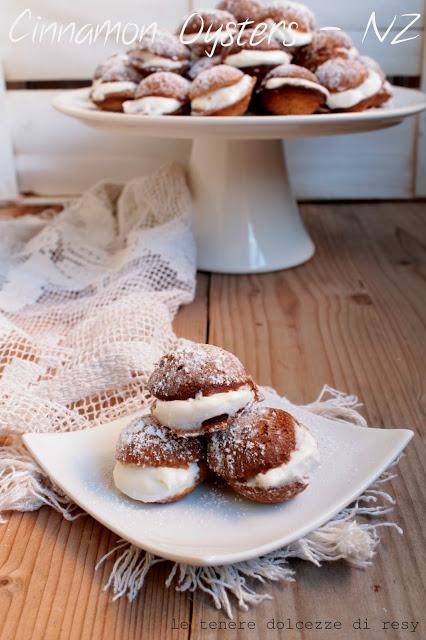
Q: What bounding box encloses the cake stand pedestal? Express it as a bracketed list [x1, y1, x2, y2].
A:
[190, 138, 311, 272]
[53, 87, 426, 274]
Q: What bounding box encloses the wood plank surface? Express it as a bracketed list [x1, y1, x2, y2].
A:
[0, 202, 425, 640]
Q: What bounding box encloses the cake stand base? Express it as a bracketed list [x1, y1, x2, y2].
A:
[189, 138, 314, 274]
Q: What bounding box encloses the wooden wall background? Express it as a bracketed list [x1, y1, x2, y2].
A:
[0, 0, 425, 201]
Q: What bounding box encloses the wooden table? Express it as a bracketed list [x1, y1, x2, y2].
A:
[0, 202, 425, 640]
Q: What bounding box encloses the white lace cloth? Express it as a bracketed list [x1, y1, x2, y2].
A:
[0, 166, 401, 616]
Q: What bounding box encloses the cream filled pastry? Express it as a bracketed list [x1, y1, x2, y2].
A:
[224, 28, 292, 83]
[114, 416, 206, 503]
[190, 64, 256, 116]
[361, 55, 392, 106]
[258, 63, 328, 114]
[259, 1, 316, 48]
[91, 58, 142, 112]
[123, 72, 191, 115]
[217, 0, 263, 23]
[148, 342, 259, 435]
[208, 404, 320, 503]
[128, 31, 190, 77]
[316, 57, 384, 112]
[294, 30, 357, 72]
[178, 9, 237, 56]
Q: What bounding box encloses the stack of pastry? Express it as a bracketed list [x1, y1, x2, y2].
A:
[91, 0, 392, 117]
[113, 343, 320, 504]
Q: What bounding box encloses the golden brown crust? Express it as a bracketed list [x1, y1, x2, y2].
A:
[207, 404, 298, 481]
[148, 343, 253, 401]
[116, 416, 205, 467]
[259, 87, 325, 115]
[92, 95, 134, 112]
[194, 84, 255, 116]
[229, 479, 307, 503]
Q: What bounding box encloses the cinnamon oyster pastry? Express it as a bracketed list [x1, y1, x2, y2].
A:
[361, 55, 392, 106]
[178, 9, 237, 57]
[223, 28, 292, 83]
[93, 53, 131, 82]
[316, 56, 384, 112]
[190, 64, 256, 116]
[258, 63, 328, 114]
[259, 1, 317, 48]
[216, 0, 263, 23]
[114, 416, 206, 503]
[148, 343, 259, 436]
[123, 72, 191, 115]
[208, 404, 320, 504]
[294, 30, 357, 72]
[90, 58, 142, 112]
[128, 30, 190, 77]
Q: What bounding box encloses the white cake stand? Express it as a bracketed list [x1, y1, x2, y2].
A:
[54, 87, 426, 274]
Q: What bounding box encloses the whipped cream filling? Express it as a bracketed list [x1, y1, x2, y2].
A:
[244, 424, 320, 489]
[123, 96, 183, 115]
[113, 461, 200, 503]
[225, 48, 291, 68]
[265, 76, 329, 97]
[191, 74, 253, 113]
[153, 385, 255, 430]
[326, 70, 382, 110]
[132, 51, 184, 70]
[267, 21, 314, 47]
[91, 81, 137, 101]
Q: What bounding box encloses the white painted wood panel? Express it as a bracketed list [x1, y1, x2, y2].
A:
[4, 90, 191, 196]
[1, 1, 423, 79]
[4, 89, 416, 199]
[287, 119, 417, 199]
[0, 62, 18, 200]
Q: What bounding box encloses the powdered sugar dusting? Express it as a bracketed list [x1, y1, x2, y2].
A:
[217, 0, 262, 21]
[97, 59, 142, 84]
[130, 30, 189, 60]
[135, 72, 191, 100]
[208, 404, 298, 481]
[261, 1, 316, 31]
[148, 343, 250, 400]
[265, 63, 319, 82]
[116, 416, 203, 467]
[190, 65, 244, 99]
[316, 57, 368, 91]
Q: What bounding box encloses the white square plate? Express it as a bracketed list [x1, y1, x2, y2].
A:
[23, 391, 413, 566]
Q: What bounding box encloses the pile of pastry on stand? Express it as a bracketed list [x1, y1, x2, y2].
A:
[114, 343, 320, 504]
[90, 0, 392, 117]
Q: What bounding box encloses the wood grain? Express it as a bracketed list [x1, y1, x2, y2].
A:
[191, 202, 426, 640]
[0, 203, 425, 640]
